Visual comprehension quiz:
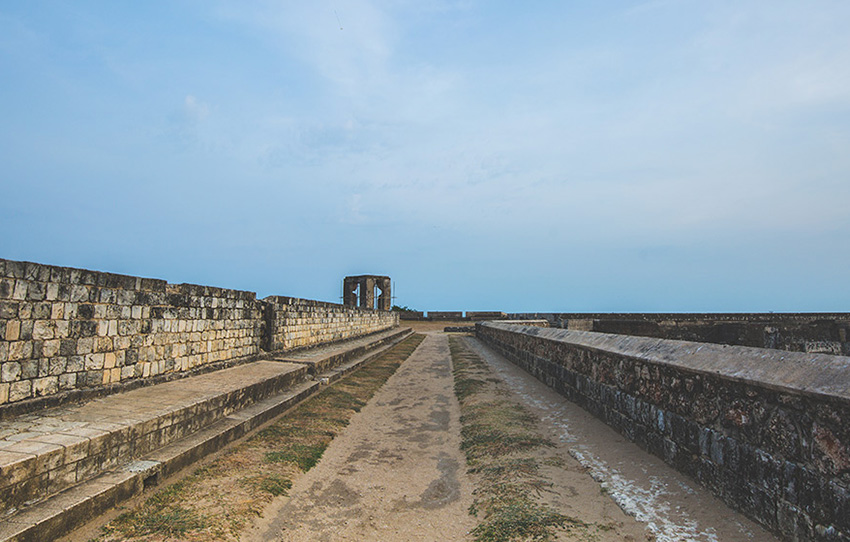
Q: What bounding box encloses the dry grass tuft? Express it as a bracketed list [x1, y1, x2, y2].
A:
[449, 336, 600, 542]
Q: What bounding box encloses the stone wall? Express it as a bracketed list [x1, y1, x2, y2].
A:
[466, 311, 507, 321]
[477, 322, 850, 542]
[0, 258, 397, 411]
[426, 311, 464, 320]
[509, 313, 850, 355]
[265, 296, 398, 352]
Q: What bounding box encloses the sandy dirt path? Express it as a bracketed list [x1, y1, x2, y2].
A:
[246, 333, 478, 541]
[247, 329, 779, 542]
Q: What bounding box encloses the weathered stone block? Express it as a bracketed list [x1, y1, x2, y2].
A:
[42, 338, 60, 357]
[0, 301, 18, 319]
[66, 355, 84, 372]
[0, 450, 36, 489]
[103, 352, 116, 369]
[58, 372, 77, 390]
[85, 353, 105, 371]
[20, 359, 38, 379]
[0, 278, 13, 299]
[70, 285, 90, 303]
[32, 303, 52, 320]
[9, 380, 32, 401]
[8, 340, 32, 361]
[825, 480, 850, 532]
[1, 361, 21, 382]
[32, 319, 54, 340]
[81, 370, 103, 387]
[812, 423, 850, 476]
[95, 336, 113, 353]
[58, 338, 76, 357]
[26, 282, 46, 301]
[76, 337, 94, 355]
[54, 319, 69, 338]
[5, 320, 20, 341]
[31, 340, 43, 360]
[49, 356, 67, 376]
[12, 280, 28, 300]
[33, 376, 59, 396]
[38, 357, 50, 377]
[45, 283, 60, 301]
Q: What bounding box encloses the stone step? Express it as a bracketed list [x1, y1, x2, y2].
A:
[0, 327, 413, 542]
[273, 327, 412, 375]
[0, 361, 310, 519]
[0, 381, 319, 542]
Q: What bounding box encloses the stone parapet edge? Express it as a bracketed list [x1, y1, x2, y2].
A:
[476, 322, 850, 542]
[483, 323, 850, 401]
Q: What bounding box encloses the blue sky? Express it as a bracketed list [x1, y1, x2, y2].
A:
[1, 1, 849, 312]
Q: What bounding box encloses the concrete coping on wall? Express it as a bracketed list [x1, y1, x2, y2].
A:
[482, 322, 850, 402]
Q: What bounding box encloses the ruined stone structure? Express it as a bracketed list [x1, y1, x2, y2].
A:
[342, 275, 391, 311]
[477, 322, 850, 542]
[0, 258, 398, 412]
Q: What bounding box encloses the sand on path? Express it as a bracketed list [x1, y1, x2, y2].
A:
[248, 329, 779, 542]
[462, 334, 780, 542]
[247, 333, 478, 541]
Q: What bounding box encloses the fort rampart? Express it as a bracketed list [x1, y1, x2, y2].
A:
[0, 258, 397, 414]
[265, 296, 400, 352]
[509, 312, 850, 355]
[477, 322, 850, 541]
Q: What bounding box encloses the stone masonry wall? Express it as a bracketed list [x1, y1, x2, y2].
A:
[0, 259, 264, 410]
[477, 322, 850, 542]
[0, 258, 398, 411]
[265, 296, 398, 352]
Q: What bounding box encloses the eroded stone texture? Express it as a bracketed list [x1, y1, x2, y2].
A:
[477, 322, 850, 542]
[0, 258, 397, 409]
[264, 296, 398, 352]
